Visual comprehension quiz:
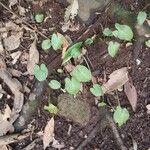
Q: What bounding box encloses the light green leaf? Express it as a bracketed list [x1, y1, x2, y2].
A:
[108, 41, 120, 58]
[103, 28, 113, 36]
[51, 33, 64, 50]
[44, 104, 58, 114]
[85, 38, 94, 45]
[72, 65, 92, 82]
[113, 23, 133, 41]
[113, 106, 130, 126]
[98, 102, 106, 107]
[49, 80, 61, 89]
[35, 14, 44, 23]
[90, 84, 103, 97]
[145, 39, 150, 48]
[41, 39, 51, 51]
[62, 42, 83, 64]
[137, 11, 147, 25]
[65, 77, 81, 95]
[34, 63, 48, 81]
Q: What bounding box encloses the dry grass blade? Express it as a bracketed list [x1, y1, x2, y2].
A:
[43, 117, 54, 150]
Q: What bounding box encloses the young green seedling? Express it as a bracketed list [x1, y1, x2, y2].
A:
[145, 40, 150, 48]
[34, 63, 48, 81]
[113, 106, 129, 127]
[44, 103, 58, 114]
[35, 13, 44, 23]
[103, 28, 113, 36]
[90, 84, 103, 97]
[137, 11, 147, 25]
[49, 80, 61, 89]
[108, 41, 120, 58]
[41, 39, 51, 52]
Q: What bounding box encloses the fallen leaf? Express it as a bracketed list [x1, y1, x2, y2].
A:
[43, 117, 54, 150]
[8, 68, 22, 77]
[146, 104, 150, 114]
[65, 0, 79, 22]
[102, 67, 129, 93]
[17, 6, 26, 16]
[9, 0, 18, 8]
[3, 31, 23, 51]
[52, 138, 65, 149]
[0, 105, 12, 136]
[124, 81, 137, 111]
[0, 145, 8, 150]
[27, 40, 39, 75]
[10, 51, 22, 64]
[0, 38, 4, 54]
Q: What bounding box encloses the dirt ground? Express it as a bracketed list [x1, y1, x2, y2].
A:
[0, 0, 150, 150]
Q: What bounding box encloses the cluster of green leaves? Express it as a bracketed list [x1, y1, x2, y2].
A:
[41, 33, 64, 52]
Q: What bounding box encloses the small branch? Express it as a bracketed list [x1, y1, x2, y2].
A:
[0, 132, 31, 146]
[0, 2, 48, 39]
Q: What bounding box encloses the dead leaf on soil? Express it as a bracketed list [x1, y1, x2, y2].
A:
[124, 81, 137, 111]
[17, 6, 26, 16]
[52, 138, 65, 149]
[102, 67, 129, 93]
[146, 104, 150, 114]
[0, 105, 12, 136]
[9, 0, 18, 8]
[3, 31, 23, 51]
[27, 40, 39, 75]
[8, 68, 22, 77]
[0, 38, 4, 54]
[10, 51, 22, 64]
[43, 117, 54, 150]
[0, 145, 8, 150]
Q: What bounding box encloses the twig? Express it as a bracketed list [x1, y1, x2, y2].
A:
[0, 132, 31, 146]
[0, 2, 48, 39]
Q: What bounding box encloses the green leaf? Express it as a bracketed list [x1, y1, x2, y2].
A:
[51, 33, 64, 50]
[65, 77, 81, 95]
[90, 84, 103, 97]
[35, 14, 44, 23]
[41, 39, 51, 51]
[145, 39, 150, 48]
[113, 106, 130, 126]
[72, 65, 92, 82]
[113, 23, 133, 41]
[85, 38, 94, 45]
[103, 28, 113, 36]
[62, 42, 83, 64]
[49, 80, 61, 89]
[44, 103, 58, 114]
[108, 41, 120, 58]
[98, 102, 106, 107]
[34, 63, 48, 81]
[137, 11, 147, 25]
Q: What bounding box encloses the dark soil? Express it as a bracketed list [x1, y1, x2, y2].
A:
[0, 0, 150, 150]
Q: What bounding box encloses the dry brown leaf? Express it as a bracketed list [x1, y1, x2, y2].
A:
[3, 31, 23, 51]
[8, 68, 22, 77]
[0, 145, 8, 150]
[9, 0, 18, 8]
[124, 81, 137, 111]
[0, 105, 12, 136]
[43, 117, 54, 150]
[102, 67, 129, 93]
[10, 51, 22, 64]
[17, 6, 26, 16]
[27, 40, 39, 75]
[0, 38, 4, 54]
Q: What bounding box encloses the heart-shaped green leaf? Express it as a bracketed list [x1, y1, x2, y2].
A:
[65, 77, 81, 95]
[137, 11, 147, 25]
[49, 80, 61, 89]
[113, 106, 130, 126]
[113, 23, 133, 41]
[103, 28, 113, 36]
[108, 41, 120, 58]
[44, 103, 58, 114]
[51, 33, 64, 50]
[34, 63, 48, 81]
[35, 14, 44, 23]
[72, 65, 92, 82]
[90, 84, 103, 97]
[145, 39, 150, 48]
[41, 39, 51, 51]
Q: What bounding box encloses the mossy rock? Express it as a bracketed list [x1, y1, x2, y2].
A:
[58, 94, 91, 126]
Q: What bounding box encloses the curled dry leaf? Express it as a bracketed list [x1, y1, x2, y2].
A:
[10, 51, 22, 64]
[0, 145, 8, 150]
[43, 117, 54, 150]
[3, 31, 23, 51]
[9, 0, 18, 8]
[0, 105, 12, 136]
[124, 81, 137, 111]
[102, 67, 129, 93]
[27, 40, 39, 75]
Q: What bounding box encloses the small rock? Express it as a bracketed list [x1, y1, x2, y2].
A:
[58, 94, 91, 126]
